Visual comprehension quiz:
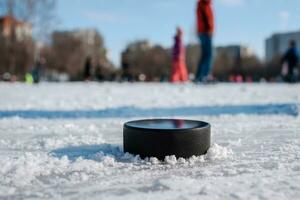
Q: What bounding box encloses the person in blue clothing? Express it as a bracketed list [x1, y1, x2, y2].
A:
[195, 0, 215, 83]
[281, 40, 299, 83]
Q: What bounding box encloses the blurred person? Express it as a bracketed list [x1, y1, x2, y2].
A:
[32, 61, 41, 83]
[2, 72, 11, 82]
[281, 40, 299, 83]
[170, 27, 189, 83]
[95, 60, 105, 81]
[84, 57, 92, 81]
[32, 58, 45, 84]
[25, 73, 34, 84]
[121, 50, 133, 82]
[195, 0, 214, 83]
[236, 75, 244, 83]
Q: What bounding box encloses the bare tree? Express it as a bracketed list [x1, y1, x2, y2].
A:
[121, 41, 172, 81]
[0, 0, 56, 79]
[41, 29, 114, 81]
[0, 0, 56, 40]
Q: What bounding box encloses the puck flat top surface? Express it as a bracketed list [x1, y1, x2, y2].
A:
[125, 119, 209, 131]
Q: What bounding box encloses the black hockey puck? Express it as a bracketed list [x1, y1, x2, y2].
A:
[123, 119, 211, 160]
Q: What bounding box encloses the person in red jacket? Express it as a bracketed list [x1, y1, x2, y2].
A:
[195, 0, 215, 82]
[170, 27, 189, 83]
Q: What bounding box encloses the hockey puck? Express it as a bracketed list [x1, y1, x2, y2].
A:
[123, 119, 211, 160]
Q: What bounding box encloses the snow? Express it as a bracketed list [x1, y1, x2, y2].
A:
[0, 83, 299, 199]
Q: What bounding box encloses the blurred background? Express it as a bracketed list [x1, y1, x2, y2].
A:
[0, 0, 299, 83]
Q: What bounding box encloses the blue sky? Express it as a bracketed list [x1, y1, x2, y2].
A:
[57, 0, 300, 65]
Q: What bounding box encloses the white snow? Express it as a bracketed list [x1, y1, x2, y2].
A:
[0, 83, 299, 199]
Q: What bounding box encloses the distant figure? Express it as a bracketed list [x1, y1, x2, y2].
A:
[95, 60, 105, 81]
[31, 61, 41, 83]
[195, 0, 215, 82]
[170, 27, 189, 83]
[32, 58, 45, 83]
[84, 57, 92, 81]
[121, 50, 133, 82]
[25, 73, 34, 84]
[281, 40, 299, 83]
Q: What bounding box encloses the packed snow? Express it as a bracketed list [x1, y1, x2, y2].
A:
[0, 83, 299, 199]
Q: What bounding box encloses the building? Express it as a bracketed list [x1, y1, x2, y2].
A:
[52, 29, 108, 61]
[48, 29, 113, 80]
[214, 45, 256, 77]
[126, 40, 152, 52]
[71, 29, 107, 60]
[72, 29, 101, 55]
[0, 15, 32, 41]
[120, 40, 153, 70]
[266, 31, 300, 62]
[215, 45, 254, 59]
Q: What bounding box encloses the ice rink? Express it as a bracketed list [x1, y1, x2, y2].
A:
[0, 83, 299, 199]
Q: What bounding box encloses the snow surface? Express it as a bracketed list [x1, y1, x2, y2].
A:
[0, 83, 299, 199]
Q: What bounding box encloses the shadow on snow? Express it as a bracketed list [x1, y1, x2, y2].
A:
[51, 143, 126, 162]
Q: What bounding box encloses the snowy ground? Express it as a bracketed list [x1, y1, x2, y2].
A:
[0, 83, 299, 200]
